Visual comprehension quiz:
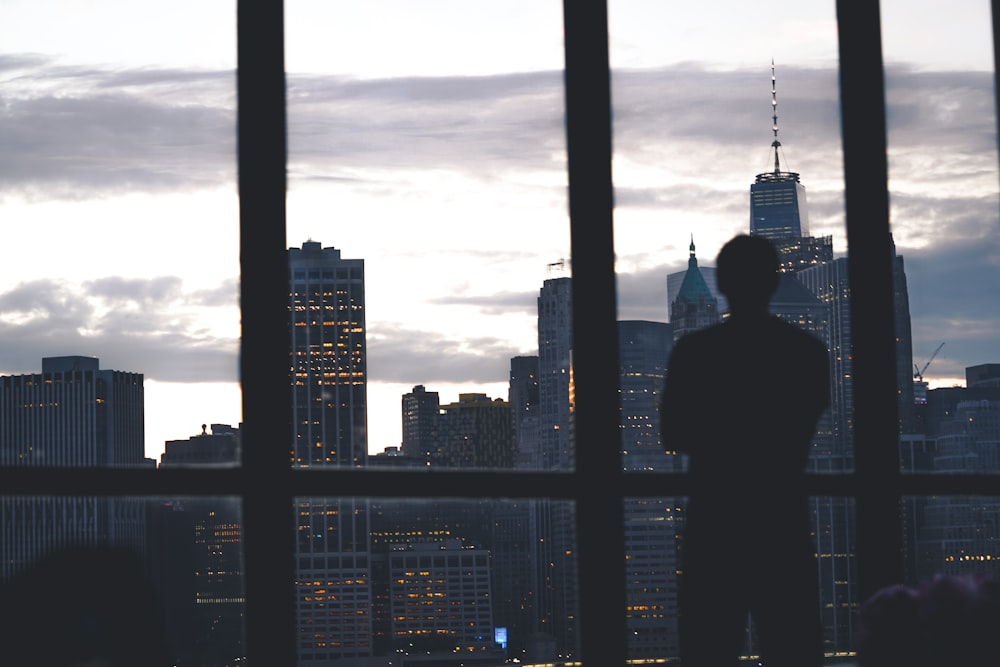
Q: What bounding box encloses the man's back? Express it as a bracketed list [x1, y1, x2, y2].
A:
[662, 312, 829, 482]
[660, 234, 829, 667]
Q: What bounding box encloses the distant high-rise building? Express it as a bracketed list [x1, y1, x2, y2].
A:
[289, 240, 368, 467]
[668, 239, 720, 341]
[288, 241, 372, 663]
[749, 63, 832, 272]
[401, 384, 440, 461]
[387, 541, 499, 656]
[617, 320, 682, 660]
[667, 263, 722, 315]
[153, 424, 244, 665]
[750, 66, 808, 243]
[968, 364, 1000, 389]
[369, 499, 494, 655]
[891, 237, 918, 433]
[509, 356, 540, 470]
[0, 356, 146, 581]
[534, 272, 579, 657]
[618, 320, 673, 471]
[537, 275, 573, 471]
[160, 423, 241, 466]
[438, 393, 515, 469]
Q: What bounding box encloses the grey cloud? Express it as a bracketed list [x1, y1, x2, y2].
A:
[616, 265, 676, 322]
[902, 231, 1000, 377]
[83, 276, 184, 303]
[0, 56, 235, 198]
[0, 277, 238, 382]
[426, 289, 536, 316]
[1, 56, 996, 387]
[2, 56, 993, 210]
[190, 278, 239, 307]
[367, 324, 525, 384]
[287, 71, 566, 180]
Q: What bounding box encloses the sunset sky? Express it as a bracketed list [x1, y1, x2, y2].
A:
[1, 0, 997, 459]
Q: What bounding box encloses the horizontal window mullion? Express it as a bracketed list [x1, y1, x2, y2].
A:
[4, 467, 1000, 498]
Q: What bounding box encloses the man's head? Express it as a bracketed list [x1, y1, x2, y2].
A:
[716, 234, 780, 314]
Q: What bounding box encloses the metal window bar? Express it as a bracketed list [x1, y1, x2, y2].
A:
[1, 1, 999, 666]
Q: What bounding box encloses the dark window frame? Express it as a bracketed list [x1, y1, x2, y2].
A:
[3, 1, 1000, 664]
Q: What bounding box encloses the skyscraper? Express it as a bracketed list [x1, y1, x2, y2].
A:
[537, 274, 573, 471]
[618, 320, 673, 471]
[534, 272, 579, 658]
[438, 393, 515, 469]
[0, 356, 146, 581]
[749, 63, 833, 272]
[617, 320, 681, 660]
[288, 241, 373, 663]
[154, 424, 244, 665]
[668, 238, 720, 341]
[509, 355, 540, 470]
[289, 240, 368, 467]
[401, 384, 440, 462]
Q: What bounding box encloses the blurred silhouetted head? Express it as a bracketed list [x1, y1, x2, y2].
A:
[716, 234, 780, 315]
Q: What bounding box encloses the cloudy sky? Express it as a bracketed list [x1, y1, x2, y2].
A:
[0, 0, 996, 459]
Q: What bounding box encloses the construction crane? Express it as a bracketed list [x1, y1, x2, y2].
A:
[914, 341, 945, 382]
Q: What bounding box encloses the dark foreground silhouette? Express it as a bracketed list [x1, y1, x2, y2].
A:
[858, 574, 1000, 667]
[0, 545, 171, 667]
[661, 234, 830, 667]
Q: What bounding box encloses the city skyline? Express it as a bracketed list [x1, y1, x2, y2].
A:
[0, 1, 997, 457]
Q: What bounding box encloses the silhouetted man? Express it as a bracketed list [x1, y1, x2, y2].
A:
[661, 234, 829, 667]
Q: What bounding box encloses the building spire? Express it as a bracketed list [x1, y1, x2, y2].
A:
[755, 60, 799, 185]
[771, 58, 782, 175]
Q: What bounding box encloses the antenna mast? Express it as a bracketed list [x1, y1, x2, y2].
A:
[755, 60, 799, 184]
[771, 59, 782, 175]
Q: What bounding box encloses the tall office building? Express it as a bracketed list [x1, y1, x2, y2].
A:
[0, 356, 145, 581]
[438, 393, 515, 469]
[289, 240, 368, 467]
[153, 424, 244, 666]
[509, 356, 540, 470]
[668, 239, 720, 341]
[534, 273, 579, 658]
[288, 241, 372, 664]
[369, 498, 494, 656]
[618, 320, 673, 471]
[401, 384, 440, 461]
[387, 541, 498, 657]
[537, 275, 573, 471]
[750, 63, 833, 272]
[618, 321, 681, 660]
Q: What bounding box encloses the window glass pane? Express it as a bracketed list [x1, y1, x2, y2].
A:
[0, 1, 241, 467]
[880, 0, 1000, 473]
[608, 1, 847, 472]
[284, 2, 577, 665]
[294, 497, 578, 664]
[0, 496, 245, 665]
[622, 495, 857, 663]
[903, 495, 1000, 584]
[284, 1, 569, 471]
[608, 2, 857, 663]
[0, 2, 242, 665]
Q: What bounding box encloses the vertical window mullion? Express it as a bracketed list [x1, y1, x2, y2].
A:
[562, 1, 627, 665]
[835, 0, 904, 600]
[238, 1, 297, 664]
